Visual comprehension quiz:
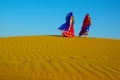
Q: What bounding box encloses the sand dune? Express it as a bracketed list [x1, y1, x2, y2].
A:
[0, 35, 120, 80]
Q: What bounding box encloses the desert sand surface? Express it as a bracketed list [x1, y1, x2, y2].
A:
[0, 35, 120, 80]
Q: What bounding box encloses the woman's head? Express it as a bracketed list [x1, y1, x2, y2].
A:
[84, 13, 90, 20]
[69, 12, 73, 16]
[66, 12, 73, 21]
[86, 13, 90, 16]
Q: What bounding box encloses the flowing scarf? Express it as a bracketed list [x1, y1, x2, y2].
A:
[58, 12, 73, 31]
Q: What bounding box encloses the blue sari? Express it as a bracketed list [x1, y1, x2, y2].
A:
[58, 12, 73, 31]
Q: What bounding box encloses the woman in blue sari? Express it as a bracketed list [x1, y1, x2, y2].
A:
[58, 12, 75, 37]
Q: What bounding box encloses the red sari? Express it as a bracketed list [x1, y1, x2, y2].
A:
[62, 23, 74, 37]
[79, 14, 91, 36]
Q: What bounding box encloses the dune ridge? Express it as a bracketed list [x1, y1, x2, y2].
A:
[0, 36, 120, 80]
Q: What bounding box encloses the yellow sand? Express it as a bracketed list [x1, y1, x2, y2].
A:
[0, 35, 120, 80]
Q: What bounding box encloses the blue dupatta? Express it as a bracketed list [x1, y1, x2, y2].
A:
[58, 12, 73, 31]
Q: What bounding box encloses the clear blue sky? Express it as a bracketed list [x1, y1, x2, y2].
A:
[0, 0, 120, 39]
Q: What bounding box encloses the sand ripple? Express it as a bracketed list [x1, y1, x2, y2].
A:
[0, 36, 120, 80]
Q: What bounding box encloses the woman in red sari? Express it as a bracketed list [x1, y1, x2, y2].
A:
[79, 13, 92, 38]
[58, 12, 75, 37]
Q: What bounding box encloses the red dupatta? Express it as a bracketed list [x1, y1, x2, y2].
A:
[82, 14, 91, 29]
